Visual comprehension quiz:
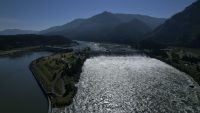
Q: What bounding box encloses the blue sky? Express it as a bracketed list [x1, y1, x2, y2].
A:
[0, 0, 196, 31]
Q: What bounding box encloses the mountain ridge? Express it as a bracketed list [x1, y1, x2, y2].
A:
[141, 0, 200, 48]
[39, 11, 166, 43]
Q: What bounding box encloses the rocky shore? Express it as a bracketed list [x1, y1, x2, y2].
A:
[144, 49, 200, 85]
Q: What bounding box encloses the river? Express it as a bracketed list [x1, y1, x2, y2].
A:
[0, 52, 51, 113]
[60, 55, 200, 113]
[0, 42, 200, 113]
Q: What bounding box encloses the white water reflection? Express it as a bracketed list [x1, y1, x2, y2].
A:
[55, 56, 200, 113]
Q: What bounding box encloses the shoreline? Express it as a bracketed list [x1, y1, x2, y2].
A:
[0, 45, 73, 56]
[156, 57, 200, 85]
[0, 46, 41, 56]
[29, 61, 52, 113]
[143, 49, 200, 85]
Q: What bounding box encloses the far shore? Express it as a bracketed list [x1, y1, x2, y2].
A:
[0, 46, 41, 56]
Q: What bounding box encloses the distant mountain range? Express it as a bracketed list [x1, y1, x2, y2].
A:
[0, 29, 38, 35]
[3, 0, 199, 49]
[0, 12, 166, 45]
[39, 11, 166, 44]
[141, 0, 200, 48]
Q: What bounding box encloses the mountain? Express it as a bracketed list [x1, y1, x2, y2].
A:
[109, 19, 151, 44]
[0, 29, 38, 35]
[39, 19, 85, 35]
[114, 13, 165, 30]
[40, 11, 166, 43]
[142, 0, 200, 48]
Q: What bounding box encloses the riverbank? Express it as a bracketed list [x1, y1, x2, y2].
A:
[0, 45, 74, 56]
[143, 48, 200, 85]
[30, 61, 52, 113]
[0, 46, 41, 56]
[30, 49, 89, 112]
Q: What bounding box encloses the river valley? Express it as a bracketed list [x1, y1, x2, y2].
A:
[0, 42, 200, 113]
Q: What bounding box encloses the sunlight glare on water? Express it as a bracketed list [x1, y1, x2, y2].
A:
[55, 56, 200, 113]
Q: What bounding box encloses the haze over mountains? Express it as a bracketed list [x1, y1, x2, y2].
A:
[142, 0, 200, 48]
[39, 11, 166, 44]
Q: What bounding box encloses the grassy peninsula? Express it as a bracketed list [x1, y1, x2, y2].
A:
[30, 49, 89, 107]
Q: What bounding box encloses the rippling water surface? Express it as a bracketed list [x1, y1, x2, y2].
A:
[57, 56, 200, 113]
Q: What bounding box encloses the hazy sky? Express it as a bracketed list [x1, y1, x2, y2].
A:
[0, 0, 196, 31]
